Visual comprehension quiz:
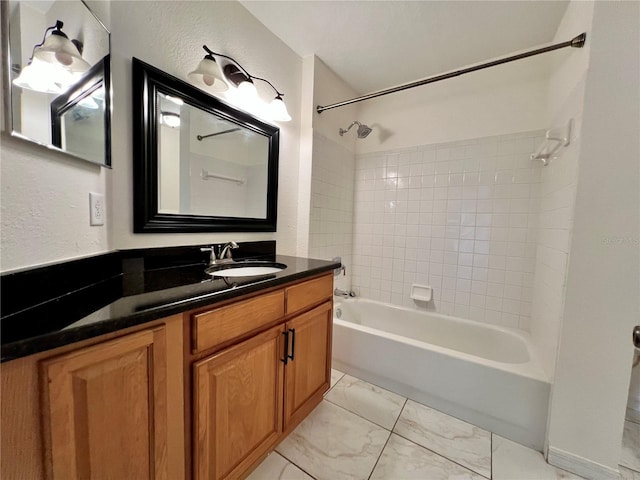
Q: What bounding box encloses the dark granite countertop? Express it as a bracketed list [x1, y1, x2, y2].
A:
[1, 242, 340, 362]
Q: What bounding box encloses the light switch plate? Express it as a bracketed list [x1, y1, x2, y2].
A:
[90, 192, 105, 226]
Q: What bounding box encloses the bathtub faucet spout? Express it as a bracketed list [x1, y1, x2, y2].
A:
[334, 288, 356, 298]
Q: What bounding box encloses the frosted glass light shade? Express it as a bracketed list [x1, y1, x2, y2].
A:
[13, 60, 63, 94]
[33, 33, 90, 73]
[236, 79, 259, 102]
[188, 57, 229, 93]
[269, 96, 291, 122]
[161, 112, 181, 128]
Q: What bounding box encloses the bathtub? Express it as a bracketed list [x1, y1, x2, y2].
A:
[332, 298, 550, 450]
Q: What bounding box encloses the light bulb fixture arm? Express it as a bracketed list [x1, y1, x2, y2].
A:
[202, 45, 251, 78]
[201, 45, 284, 97]
[28, 20, 65, 62]
[250, 75, 284, 98]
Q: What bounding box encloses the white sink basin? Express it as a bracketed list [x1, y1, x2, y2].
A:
[205, 262, 286, 278]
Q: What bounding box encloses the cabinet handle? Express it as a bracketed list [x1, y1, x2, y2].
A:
[288, 328, 295, 361]
[281, 330, 289, 364]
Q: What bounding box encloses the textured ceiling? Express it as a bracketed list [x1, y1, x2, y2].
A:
[240, 0, 570, 94]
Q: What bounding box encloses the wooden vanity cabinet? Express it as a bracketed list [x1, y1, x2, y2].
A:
[40, 327, 175, 480]
[191, 273, 333, 480]
[0, 314, 185, 480]
[283, 301, 332, 429]
[193, 325, 285, 480]
[0, 272, 332, 480]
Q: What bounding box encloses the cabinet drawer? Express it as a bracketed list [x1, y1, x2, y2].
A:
[285, 274, 333, 315]
[193, 290, 285, 352]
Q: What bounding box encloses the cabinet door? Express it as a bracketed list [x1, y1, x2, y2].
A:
[283, 301, 332, 429]
[40, 327, 173, 480]
[193, 324, 284, 480]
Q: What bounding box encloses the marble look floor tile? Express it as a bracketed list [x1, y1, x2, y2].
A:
[370, 433, 485, 480]
[393, 400, 491, 478]
[330, 368, 345, 388]
[620, 466, 640, 480]
[492, 434, 584, 479]
[276, 400, 390, 480]
[247, 452, 313, 480]
[621, 420, 640, 471]
[324, 374, 406, 430]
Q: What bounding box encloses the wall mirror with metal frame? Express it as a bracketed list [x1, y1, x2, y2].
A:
[2, 0, 111, 167]
[132, 57, 279, 233]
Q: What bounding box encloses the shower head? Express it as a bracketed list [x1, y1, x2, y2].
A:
[356, 123, 372, 138]
[339, 121, 372, 139]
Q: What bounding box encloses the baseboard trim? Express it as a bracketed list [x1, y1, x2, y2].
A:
[547, 446, 621, 480]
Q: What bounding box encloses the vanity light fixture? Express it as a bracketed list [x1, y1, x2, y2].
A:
[160, 111, 181, 128]
[33, 20, 90, 73]
[13, 58, 64, 94]
[189, 45, 291, 122]
[12, 20, 89, 93]
[268, 94, 291, 122]
[187, 53, 229, 93]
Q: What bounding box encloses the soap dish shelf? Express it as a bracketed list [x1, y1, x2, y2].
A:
[410, 284, 432, 302]
[531, 118, 572, 166]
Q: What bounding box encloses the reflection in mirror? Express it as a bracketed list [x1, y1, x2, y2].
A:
[4, 0, 111, 167]
[157, 92, 269, 219]
[51, 55, 109, 164]
[133, 58, 279, 233]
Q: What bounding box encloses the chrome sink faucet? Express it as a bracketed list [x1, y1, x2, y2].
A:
[201, 241, 239, 265]
[219, 241, 239, 262]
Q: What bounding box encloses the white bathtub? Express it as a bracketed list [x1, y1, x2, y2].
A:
[332, 298, 550, 450]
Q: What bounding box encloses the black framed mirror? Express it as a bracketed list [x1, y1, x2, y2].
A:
[3, 0, 111, 167]
[51, 55, 110, 164]
[132, 57, 279, 233]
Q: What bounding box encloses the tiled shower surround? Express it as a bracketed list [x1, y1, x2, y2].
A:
[351, 130, 545, 330]
[308, 133, 355, 292]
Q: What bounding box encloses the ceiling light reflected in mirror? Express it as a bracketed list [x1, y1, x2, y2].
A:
[160, 111, 180, 128]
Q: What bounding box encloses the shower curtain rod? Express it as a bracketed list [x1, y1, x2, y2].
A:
[316, 32, 586, 114]
[197, 127, 241, 141]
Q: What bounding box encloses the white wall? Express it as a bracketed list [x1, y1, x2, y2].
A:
[546, 1, 640, 476]
[304, 55, 359, 288]
[308, 131, 355, 292]
[311, 56, 358, 153]
[530, 0, 593, 381]
[355, 58, 549, 155]
[1, 0, 303, 272]
[15, 3, 49, 145]
[0, 138, 110, 271]
[295, 56, 315, 258]
[158, 124, 180, 213]
[109, 0, 302, 255]
[1, 1, 112, 272]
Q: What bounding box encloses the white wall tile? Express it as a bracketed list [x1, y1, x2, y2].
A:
[309, 133, 356, 292]
[351, 130, 544, 330]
